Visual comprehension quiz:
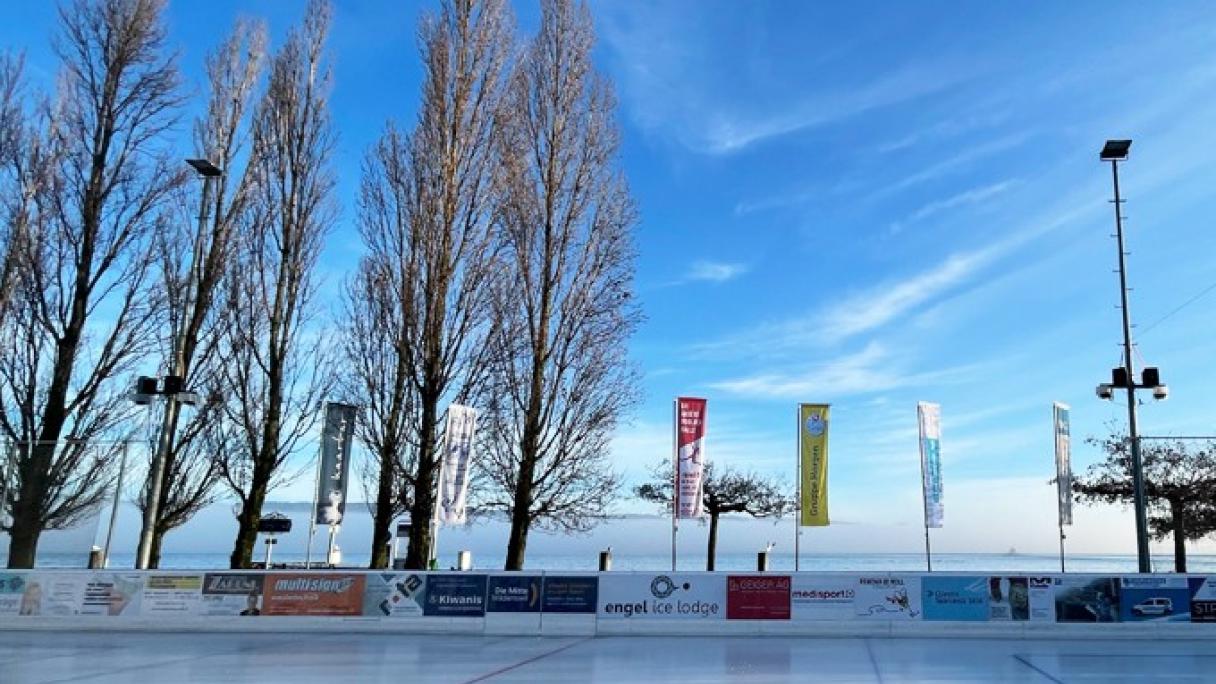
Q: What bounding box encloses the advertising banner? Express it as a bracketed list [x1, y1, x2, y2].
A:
[854, 576, 922, 620]
[922, 576, 988, 621]
[15, 574, 90, 616]
[315, 402, 358, 526]
[1189, 576, 1216, 623]
[791, 575, 856, 621]
[487, 575, 541, 613]
[439, 404, 477, 525]
[541, 576, 598, 614]
[141, 574, 203, 617]
[726, 575, 790, 620]
[423, 574, 487, 617]
[1119, 576, 1190, 622]
[362, 573, 425, 618]
[675, 397, 707, 519]
[1054, 577, 1120, 623]
[201, 573, 264, 616]
[988, 576, 1054, 622]
[599, 573, 725, 620]
[1053, 403, 1072, 526]
[80, 573, 143, 616]
[263, 573, 365, 616]
[0, 572, 25, 616]
[799, 404, 830, 527]
[917, 402, 943, 528]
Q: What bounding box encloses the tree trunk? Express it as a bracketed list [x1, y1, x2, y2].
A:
[149, 521, 169, 569]
[1171, 498, 1187, 573]
[504, 457, 536, 571]
[229, 477, 268, 569]
[369, 450, 395, 569]
[706, 512, 719, 572]
[404, 399, 440, 570]
[5, 510, 39, 569]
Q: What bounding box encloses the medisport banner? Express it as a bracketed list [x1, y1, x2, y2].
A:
[726, 575, 790, 620]
[854, 576, 922, 620]
[599, 573, 725, 620]
[141, 574, 203, 617]
[675, 397, 707, 519]
[791, 575, 856, 620]
[917, 402, 944, 528]
[362, 573, 425, 618]
[799, 404, 830, 527]
[1119, 576, 1190, 623]
[487, 575, 541, 613]
[922, 576, 988, 621]
[439, 404, 477, 525]
[201, 573, 264, 616]
[1054, 576, 1120, 623]
[263, 573, 365, 617]
[315, 402, 358, 526]
[1054, 402, 1072, 526]
[988, 576, 1054, 622]
[541, 576, 599, 614]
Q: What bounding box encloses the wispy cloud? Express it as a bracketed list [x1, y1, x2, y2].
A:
[686, 260, 748, 283]
[906, 179, 1021, 223]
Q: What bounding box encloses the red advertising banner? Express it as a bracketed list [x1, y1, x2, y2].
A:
[675, 397, 707, 519]
[727, 575, 791, 620]
[263, 574, 366, 616]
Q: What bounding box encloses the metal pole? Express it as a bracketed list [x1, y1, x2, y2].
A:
[671, 399, 677, 572]
[1058, 518, 1066, 573]
[305, 440, 323, 569]
[794, 405, 801, 572]
[1110, 159, 1152, 574]
[102, 440, 130, 568]
[924, 526, 932, 572]
[326, 524, 338, 566]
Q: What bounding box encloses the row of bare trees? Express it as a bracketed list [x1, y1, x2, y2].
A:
[0, 0, 337, 570]
[0, 0, 639, 572]
[345, 0, 639, 571]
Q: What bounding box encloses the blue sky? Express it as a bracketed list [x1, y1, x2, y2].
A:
[4, 1, 1216, 560]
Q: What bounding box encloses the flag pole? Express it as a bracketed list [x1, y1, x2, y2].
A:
[794, 404, 801, 572]
[671, 399, 678, 572]
[305, 421, 324, 569]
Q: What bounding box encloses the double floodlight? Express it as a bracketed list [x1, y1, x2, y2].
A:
[1095, 366, 1167, 402]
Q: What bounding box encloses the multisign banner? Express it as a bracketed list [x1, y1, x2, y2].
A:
[674, 398, 707, 519]
[917, 402, 943, 529]
[798, 404, 830, 526]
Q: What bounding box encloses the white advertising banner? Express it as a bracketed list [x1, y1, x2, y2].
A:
[854, 576, 922, 620]
[917, 402, 944, 529]
[674, 398, 708, 519]
[791, 575, 856, 620]
[1054, 403, 1072, 526]
[598, 573, 725, 620]
[362, 573, 426, 618]
[141, 574, 203, 616]
[439, 404, 477, 525]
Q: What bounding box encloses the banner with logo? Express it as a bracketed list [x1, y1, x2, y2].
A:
[1054, 402, 1072, 526]
[141, 574, 203, 616]
[201, 573, 264, 616]
[799, 404, 830, 526]
[1119, 576, 1190, 622]
[917, 402, 943, 528]
[362, 573, 425, 618]
[315, 402, 358, 526]
[988, 576, 1054, 622]
[1189, 576, 1216, 623]
[675, 397, 707, 519]
[487, 575, 541, 613]
[1054, 576, 1120, 623]
[727, 575, 791, 620]
[791, 575, 856, 620]
[13, 574, 93, 616]
[855, 576, 922, 620]
[424, 574, 487, 617]
[263, 573, 365, 616]
[439, 404, 477, 525]
[541, 576, 598, 613]
[922, 576, 988, 621]
[599, 573, 725, 620]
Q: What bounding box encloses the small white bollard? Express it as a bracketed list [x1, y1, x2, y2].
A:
[457, 550, 472, 571]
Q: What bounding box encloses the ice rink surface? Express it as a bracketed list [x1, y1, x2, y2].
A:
[1, 631, 1214, 683]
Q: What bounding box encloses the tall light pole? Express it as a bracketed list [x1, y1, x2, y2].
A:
[1097, 139, 1155, 573]
[134, 158, 220, 570]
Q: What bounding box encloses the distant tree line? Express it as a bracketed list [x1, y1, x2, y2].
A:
[0, 0, 639, 572]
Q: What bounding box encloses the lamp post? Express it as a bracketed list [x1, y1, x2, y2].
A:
[1095, 139, 1168, 574]
[134, 158, 220, 570]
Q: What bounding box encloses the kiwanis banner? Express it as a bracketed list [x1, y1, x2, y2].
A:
[1054, 402, 1073, 526]
[439, 404, 477, 525]
[675, 397, 707, 519]
[917, 402, 944, 529]
[799, 404, 830, 526]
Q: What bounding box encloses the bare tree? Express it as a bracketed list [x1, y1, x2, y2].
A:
[476, 0, 640, 570]
[215, 0, 335, 569]
[0, 0, 184, 568]
[1074, 433, 1216, 573]
[345, 0, 510, 570]
[134, 19, 268, 567]
[636, 461, 793, 571]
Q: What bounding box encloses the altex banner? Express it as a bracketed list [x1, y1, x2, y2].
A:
[799, 404, 829, 526]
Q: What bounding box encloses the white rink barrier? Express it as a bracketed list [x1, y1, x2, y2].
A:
[1, 570, 1214, 638]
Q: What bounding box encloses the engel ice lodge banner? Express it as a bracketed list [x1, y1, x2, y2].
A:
[675, 397, 707, 519]
[917, 402, 943, 528]
[799, 403, 829, 526]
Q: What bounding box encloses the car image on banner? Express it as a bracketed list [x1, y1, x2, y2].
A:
[1119, 577, 1190, 622]
[599, 573, 725, 620]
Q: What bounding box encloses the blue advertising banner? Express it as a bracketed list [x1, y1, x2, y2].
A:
[487, 576, 541, 613]
[423, 575, 487, 617]
[542, 576, 599, 613]
[1054, 577, 1120, 623]
[922, 576, 988, 621]
[1188, 577, 1216, 623]
[1119, 577, 1190, 622]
